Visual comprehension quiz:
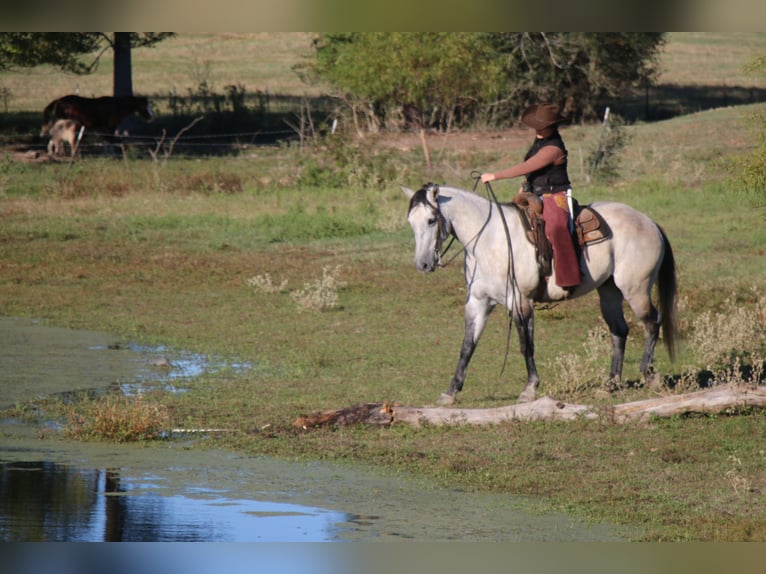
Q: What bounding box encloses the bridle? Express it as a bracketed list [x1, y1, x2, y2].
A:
[421, 184, 456, 268]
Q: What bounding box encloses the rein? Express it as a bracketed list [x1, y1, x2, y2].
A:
[435, 227, 459, 268]
[469, 172, 531, 375]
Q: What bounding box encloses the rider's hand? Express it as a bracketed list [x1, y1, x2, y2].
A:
[480, 173, 496, 184]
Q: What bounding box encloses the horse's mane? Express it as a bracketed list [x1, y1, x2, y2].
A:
[439, 185, 523, 214]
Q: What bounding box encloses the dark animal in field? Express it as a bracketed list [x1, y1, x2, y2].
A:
[40, 94, 153, 140]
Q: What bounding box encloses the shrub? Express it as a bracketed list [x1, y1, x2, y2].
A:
[62, 393, 169, 442]
[727, 56, 766, 211]
[546, 327, 611, 397]
[290, 265, 346, 312]
[297, 134, 417, 190]
[688, 287, 766, 370]
[587, 111, 629, 184]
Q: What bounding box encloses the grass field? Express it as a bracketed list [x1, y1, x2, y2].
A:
[0, 33, 322, 112]
[1, 33, 766, 541]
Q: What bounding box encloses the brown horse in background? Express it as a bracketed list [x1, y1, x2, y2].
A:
[40, 95, 153, 139]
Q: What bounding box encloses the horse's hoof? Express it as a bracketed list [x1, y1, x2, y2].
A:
[436, 393, 455, 406]
[516, 389, 536, 404]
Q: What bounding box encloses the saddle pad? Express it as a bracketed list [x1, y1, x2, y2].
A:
[576, 207, 610, 247]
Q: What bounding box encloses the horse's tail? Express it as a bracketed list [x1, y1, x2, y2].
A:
[657, 225, 679, 361]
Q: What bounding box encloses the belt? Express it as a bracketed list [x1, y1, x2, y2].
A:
[536, 187, 570, 196]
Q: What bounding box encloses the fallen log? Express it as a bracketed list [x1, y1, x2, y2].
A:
[610, 384, 766, 423]
[293, 384, 766, 429]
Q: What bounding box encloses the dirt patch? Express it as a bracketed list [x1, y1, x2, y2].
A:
[3, 146, 57, 164]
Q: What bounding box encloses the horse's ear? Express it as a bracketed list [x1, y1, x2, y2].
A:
[401, 186, 415, 200]
[426, 183, 439, 203]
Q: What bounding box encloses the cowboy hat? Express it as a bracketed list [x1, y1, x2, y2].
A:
[521, 103, 566, 130]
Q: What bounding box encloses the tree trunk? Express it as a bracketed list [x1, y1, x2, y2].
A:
[293, 384, 766, 430]
[112, 33, 133, 97]
[112, 33, 135, 136]
[418, 126, 432, 172]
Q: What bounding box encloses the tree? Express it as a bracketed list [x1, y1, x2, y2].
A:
[309, 33, 665, 131]
[487, 32, 665, 122]
[726, 54, 766, 212]
[311, 33, 504, 133]
[0, 32, 173, 96]
[0, 33, 102, 73]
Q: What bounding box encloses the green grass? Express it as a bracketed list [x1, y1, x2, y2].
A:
[659, 32, 766, 87]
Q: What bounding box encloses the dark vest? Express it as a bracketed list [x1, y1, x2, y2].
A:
[524, 131, 570, 193]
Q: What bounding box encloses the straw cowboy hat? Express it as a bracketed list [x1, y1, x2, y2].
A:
[521, 103, 567, 130]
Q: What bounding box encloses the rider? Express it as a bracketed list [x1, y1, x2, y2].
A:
[480, 103, 580, 290]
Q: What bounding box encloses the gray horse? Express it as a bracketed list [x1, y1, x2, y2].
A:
[402, 183, 678, 405]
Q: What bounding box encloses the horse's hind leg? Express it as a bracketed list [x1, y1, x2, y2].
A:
[597, 278, 629, 389]
[625, 288, 661, 388]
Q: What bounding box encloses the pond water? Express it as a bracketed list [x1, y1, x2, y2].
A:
[0, 458, 349, 542]
[0, 316, 632, 543]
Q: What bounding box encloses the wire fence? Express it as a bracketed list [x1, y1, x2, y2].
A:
[13, 83, 766, 160]
[5, 90, 342, 157]
[26, 128, 303, 158]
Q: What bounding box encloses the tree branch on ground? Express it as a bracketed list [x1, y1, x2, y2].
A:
[293, 384, 766, 429]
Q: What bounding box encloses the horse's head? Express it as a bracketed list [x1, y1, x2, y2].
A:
[134, 96, 153, 121]
[402, 183, 451, 273]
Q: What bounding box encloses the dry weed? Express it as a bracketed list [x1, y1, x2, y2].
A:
[290, 265, 346, 313]
[547, 327, 611, 397]
[63, 393, 170, 442]
[725, 455, 755, 498]
[246, 272, 288, 294]
[688, 287, 766, 369]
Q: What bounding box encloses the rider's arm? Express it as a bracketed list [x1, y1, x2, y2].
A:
[482, 145, 564, 183]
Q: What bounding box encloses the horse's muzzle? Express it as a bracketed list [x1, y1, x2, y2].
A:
[418, 263, 434, 273]
[414, 256, 437, 273]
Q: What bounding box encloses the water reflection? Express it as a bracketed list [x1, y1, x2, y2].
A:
[0, 462, 349, 542]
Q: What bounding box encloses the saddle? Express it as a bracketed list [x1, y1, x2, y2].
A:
[512, 191, 611, 277]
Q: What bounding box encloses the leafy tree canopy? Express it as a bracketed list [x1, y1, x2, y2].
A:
[0, 33, 173, 74]
[310, 32, 665, 130]
[311, 32, 504, 131]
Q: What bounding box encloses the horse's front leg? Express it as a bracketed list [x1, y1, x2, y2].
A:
[513, 298, 539, 403]
[437, 296, 495, 405]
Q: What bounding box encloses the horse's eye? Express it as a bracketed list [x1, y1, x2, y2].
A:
[427, 218, 437, 226]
